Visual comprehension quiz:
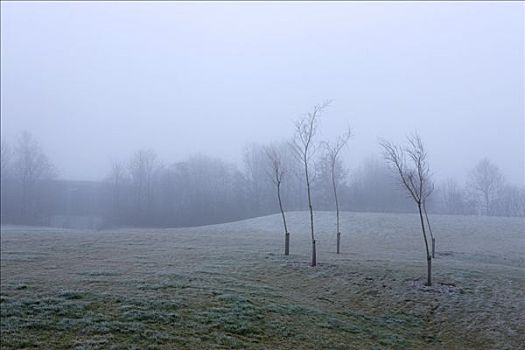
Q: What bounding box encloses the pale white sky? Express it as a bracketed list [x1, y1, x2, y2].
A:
[1, 1, 523, 186]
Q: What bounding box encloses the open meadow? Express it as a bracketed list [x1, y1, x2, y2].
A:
[1, 212, 524, 349]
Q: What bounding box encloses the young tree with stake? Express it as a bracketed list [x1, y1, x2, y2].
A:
[264, 144, 290, 255]
[380, 133, 434, 286]
[324, 128, 351, 254]
[291, 101, 330, 267]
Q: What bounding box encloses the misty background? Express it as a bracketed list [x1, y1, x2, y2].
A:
[1, 2, 524, 228]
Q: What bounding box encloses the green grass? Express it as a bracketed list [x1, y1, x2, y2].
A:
[1, 212, 524, 349]
[0, 272, 428, 349]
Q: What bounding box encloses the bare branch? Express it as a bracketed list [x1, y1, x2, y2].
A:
[292, 101, 331, 266]
[380, 132, 434, 285]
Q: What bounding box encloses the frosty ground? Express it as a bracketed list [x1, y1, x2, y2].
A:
[1, 212, 524, 349]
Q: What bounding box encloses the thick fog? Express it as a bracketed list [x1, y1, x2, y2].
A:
[1, 2, 523, 185]
[1, 2, 524, 228]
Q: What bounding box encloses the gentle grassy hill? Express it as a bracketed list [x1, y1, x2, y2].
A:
[1, 212, 524, 349]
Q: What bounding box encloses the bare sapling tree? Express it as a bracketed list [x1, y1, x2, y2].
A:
[380, 133, 434, 286]
[265, 144, 290, 255]
[291, 101, 330, 266]
[324, 127, 351, 254]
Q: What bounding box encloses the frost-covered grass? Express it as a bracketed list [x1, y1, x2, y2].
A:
[1, 212, 524, 349]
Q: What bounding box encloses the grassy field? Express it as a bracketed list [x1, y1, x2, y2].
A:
[1, 212, 524, 349]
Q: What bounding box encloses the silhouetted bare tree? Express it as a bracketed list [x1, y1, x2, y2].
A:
[265, 143, 290, 255]
[324, 128, 351, 254]
[108, 159, 127, 224]
[243, 144, 274, 215]
[467, 158, 504, 216]
[291, 101, 330, 266]
[128, 149, 158, 224]
[14, 131, 55, 222]
[381, 133, 434, 286]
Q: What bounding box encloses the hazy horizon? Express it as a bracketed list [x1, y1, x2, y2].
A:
[1, 1, 523, 186]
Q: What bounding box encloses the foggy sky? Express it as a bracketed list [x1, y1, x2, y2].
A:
[1, 2, 523, 186]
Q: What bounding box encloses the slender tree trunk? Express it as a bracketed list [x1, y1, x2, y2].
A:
[417, 203, 432, 286]
[423, 201, 435, 258]
[312, 239, 316, 266]
[331, 166, 341, 254]
[305, 157, 316, 266]
[425, 256, 432, 286]
[277, 182, 289, 255]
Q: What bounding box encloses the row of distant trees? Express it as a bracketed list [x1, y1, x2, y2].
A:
[1, 132, 57, 225]
[439, 159, 525, 217]
[1, 130, 524, 228]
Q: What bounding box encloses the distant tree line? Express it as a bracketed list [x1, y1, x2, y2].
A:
[1, 131, 524, 229]
[436, 158, 525, 217]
